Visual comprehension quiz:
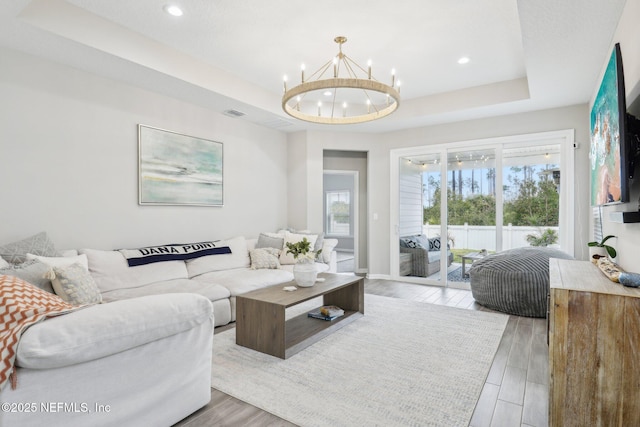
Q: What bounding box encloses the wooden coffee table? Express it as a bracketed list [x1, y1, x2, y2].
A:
[235, 273, 364, 359]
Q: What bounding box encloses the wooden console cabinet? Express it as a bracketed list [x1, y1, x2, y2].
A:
[549, 258, 640, 427]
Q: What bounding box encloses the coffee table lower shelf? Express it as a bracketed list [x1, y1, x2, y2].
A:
[284, 309, 362, 358]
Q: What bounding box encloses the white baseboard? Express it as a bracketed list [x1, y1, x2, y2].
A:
[366, 273, 391, 280]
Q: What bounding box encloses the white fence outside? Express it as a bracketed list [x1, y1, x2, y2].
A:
[422, 224, 559, 251]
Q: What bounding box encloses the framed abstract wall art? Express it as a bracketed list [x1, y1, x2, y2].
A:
[138, 125, 223, 206]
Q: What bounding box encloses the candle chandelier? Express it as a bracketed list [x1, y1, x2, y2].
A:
[282, 36, 401, 124]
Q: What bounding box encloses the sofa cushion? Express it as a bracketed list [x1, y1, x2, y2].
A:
[0, 260, 54, 293]
[80, 248, 188, 293]
[100, 278, 230, 303]
[186, 236, 249, 278]
[0, 232, 60, 264]
[50, 263, 102, 305]
[192, 268, 294, 296]
[17, 293, 213, 369]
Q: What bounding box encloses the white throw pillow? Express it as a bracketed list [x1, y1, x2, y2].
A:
[27, 253, 89, 270]
[50, 263, 102, 305]
[280, 231, 318, 265]
[321, 238, 339, 263]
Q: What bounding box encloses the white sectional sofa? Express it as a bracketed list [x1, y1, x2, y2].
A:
[79, 235, 337, 327]
[0, 231, 336, 426]
[0, 293, 214, 427]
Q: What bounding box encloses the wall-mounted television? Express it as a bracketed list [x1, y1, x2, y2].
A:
[590, 43, 640, 206]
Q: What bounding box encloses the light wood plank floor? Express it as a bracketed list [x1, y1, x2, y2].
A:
[175, 278, 548, 427]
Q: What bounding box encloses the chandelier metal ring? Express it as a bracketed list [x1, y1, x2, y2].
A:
[281, 36, 401, 125]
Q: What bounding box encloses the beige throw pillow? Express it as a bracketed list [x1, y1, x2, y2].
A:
[250, 247, 281, 270]
[50, 263, 102, 305]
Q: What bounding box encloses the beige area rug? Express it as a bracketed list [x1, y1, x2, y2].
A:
[211, 294, 508, 427]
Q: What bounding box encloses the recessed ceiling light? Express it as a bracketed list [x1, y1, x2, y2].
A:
[323, 91, 332, 96]
[458, 57, 470, 65]
[164, 5, 183, 17]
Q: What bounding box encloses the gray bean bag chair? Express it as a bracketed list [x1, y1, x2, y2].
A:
[469, 247, 573, 317]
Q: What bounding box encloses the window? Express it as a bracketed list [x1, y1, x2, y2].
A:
[326, 191, 351, 236]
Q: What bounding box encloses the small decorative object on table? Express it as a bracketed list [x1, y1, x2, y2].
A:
[308, 305, 344, 321]
[619, 272, 640, 287]
[596, 257, 623, 282]
[286, 237, 322, 287]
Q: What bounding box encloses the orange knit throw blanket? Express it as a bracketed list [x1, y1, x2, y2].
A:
[0, 274, 80, 391]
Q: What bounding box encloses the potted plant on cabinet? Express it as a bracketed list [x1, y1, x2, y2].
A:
[587, 235, 617, 262]
[285, 237, 322, 287]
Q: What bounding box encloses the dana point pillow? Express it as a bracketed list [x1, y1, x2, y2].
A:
[119, 241, 231, 267]
[0, 232, 60, 264]
[79, 248, 189, 293]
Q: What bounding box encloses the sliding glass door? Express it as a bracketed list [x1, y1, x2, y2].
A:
[393, 131, 572, 287]
[444, 149, 497, 287]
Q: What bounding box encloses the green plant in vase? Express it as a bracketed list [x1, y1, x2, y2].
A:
[286, 237, 322, 287]
[587, 235, 617, 260]
[285, 237, 322, 263]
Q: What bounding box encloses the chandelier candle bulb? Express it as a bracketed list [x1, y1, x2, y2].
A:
[391, 68, 396, 87]
[283, 75, 288, 92]
[333, 57, 338, 78]
[301, 64, 305, 83]
[343, 102, 347, 117]
[317, 101, 322, 116]
[367, 59, 372, 79]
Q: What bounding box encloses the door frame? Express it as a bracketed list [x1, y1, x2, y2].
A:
[323, 170, 359, 272]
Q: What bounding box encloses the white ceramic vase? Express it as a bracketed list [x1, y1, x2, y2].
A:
[293, 260, 317, 287]
[588, 246, 607, 263]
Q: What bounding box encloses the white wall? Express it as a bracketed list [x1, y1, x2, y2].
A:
[0, 48, 288, 250]
[593, 0, 640, 271]
[290, 104, 590, 277]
